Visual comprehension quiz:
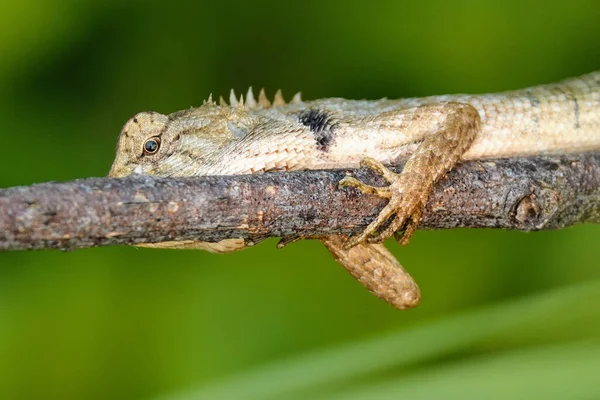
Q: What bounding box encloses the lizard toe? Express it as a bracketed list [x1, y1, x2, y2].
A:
[343, 202, 398, 249]
[373, 196, 425, 244]
[359, 157, 398, 182]
[394, 219, 418, 246]
[368, 208, 409, 244]
[339, 176, 392, 198]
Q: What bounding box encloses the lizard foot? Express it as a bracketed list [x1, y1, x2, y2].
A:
[339, 157, 426, 249]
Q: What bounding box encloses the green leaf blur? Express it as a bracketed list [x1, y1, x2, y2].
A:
[0, 1, 599, 399]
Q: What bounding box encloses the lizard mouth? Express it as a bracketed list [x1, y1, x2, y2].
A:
[108, 160, 139, 178]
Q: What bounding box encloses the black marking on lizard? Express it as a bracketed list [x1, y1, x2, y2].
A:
[566, 91, 580, 129]
[298, 109, 336, 151]
[527, 92, 540, 107]
[526, 91, 541, 128]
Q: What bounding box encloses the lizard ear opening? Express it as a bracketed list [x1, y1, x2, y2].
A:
[143, 137, 161, 155]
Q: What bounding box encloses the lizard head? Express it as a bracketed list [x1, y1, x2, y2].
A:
[108, 89, 301, 178]
[109, 111, 168, 177]
[108, 103, 253, 178]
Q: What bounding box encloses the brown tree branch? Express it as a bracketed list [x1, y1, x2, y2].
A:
[1, 153, 599, 251]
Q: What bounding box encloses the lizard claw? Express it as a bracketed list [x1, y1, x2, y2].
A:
[340, 157, 425, 250]
[369, 202, 424, 245]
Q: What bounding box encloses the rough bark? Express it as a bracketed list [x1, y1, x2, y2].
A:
[1, 153, 599, 251]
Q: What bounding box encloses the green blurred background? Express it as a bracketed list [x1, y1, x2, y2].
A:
[1, 1, 600, 399]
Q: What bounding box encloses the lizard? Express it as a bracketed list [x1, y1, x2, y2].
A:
[108, 71, 600, 310]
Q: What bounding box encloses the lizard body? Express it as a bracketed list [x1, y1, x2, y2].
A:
[109, 71, 600, 310]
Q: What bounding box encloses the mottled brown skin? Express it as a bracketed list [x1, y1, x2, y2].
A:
[109, 72, 600, 310]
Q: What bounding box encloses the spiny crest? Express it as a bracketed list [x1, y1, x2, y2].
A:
[202, 87, 303, 109]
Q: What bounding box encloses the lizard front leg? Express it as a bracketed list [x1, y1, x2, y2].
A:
[321, 236, 420, 309]
[340, 102, 480, 248]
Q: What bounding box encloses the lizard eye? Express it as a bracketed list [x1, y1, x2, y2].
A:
[143, 137, 161, 155]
